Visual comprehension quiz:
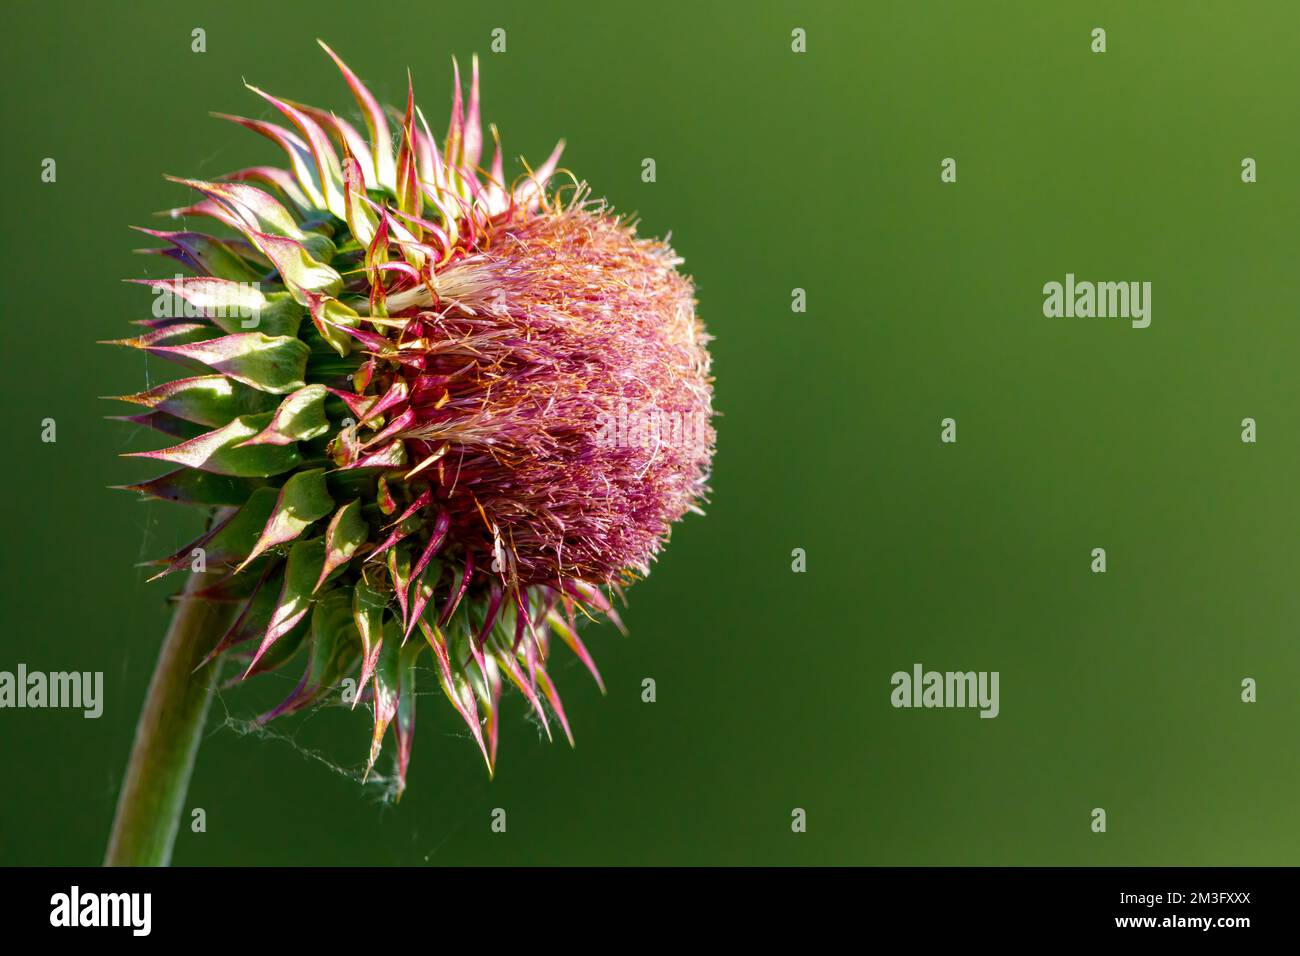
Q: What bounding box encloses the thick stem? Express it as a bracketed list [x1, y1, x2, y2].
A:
[105, 567, 239, 867]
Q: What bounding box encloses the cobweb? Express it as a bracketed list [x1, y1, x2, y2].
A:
[203, 654, 565, 860]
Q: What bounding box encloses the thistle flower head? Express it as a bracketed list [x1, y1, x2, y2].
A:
[109, 42, 715, 794]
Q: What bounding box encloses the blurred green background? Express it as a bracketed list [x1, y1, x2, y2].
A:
[1, 0, 1297, 865]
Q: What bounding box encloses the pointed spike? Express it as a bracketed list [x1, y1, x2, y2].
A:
[413, 105, 445, 195]
[402, 511, 451, 632]
[535, 666, 574, 747]
[464, 54, 482, 169]
[195, 565, 276, 672]
[366, 488, 432, 563]
[481, 663, 501, 776]
[212, 112, 328, 211]
[493, 639, 551, 742]
[318, 39, 395, 192]
[314, 499, 367, 593]
[363, 620, 409, 780]
[438, 552, 474, 627]
[255, 667, 313, 725]
[515, 139, 566, 209]
[242, 539, 323, 677]
[244, 83, 346, 219]
[475, 584, 504, 647]
[419, 620, 492, 773]
[546, 606, 606, 694]
[403, 570, 437, 645]
[448, 57, 464, 166]
[393, 644, 420, 798]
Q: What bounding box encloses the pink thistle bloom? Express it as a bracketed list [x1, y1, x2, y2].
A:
[109, 42, 715, 795]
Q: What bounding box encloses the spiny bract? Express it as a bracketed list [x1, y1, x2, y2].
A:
[109, 42, 715, 795]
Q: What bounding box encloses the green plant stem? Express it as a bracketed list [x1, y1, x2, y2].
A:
[104, 567, 239, 867]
